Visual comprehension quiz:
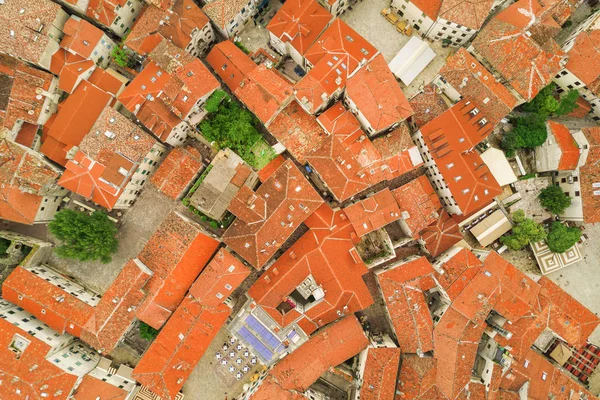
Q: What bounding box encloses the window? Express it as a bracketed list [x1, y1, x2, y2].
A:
[575, 191, 581, 196]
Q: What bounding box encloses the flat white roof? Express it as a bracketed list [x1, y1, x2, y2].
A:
[388, 36, 436, 86]
[481, 147, 518, 187]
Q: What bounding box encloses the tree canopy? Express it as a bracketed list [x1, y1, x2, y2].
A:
[520, 83, 579, 116]
[111, 46, 135, 68]
[538, 184, 572, 215]
[546, 222, 581, 253]
[501, 114, 547, 156]
[48, 210, 118, 264]
[139, 321, 160, 341]
[500, 210, 547, 250]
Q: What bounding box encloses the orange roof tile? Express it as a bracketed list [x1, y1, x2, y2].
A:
[135, 211, 220, 329]
[360, 347, 401, 400]
[41, 80, 113, 166]
[346, 54, 413, 132]
[252, 315, 369, 398]
[436, 0, 495, 30]
[547, 121, 581, 170]
[202, 0, 249, 30]
[396, 355, 446, 400]
[472, 0, 565, 101]
[296, 19, 378, 113]
[419, 100, 501, 216]
[2, 266, 95, 337]
[13, 123, 37, 148]
[377, 257, 436, 354]
[344, 188, 402, 236]
[267, 0, 332, 56]
[49, 49, 95, 94]
[124, 5, 165, 56]
[61, 17, 105, 59]
[161, 0, 210, 50]
[0, 318, 79, 400]
[565, 29, 600, 97]
[188, 248, 251, 308]
[80, 259, 152, 354]
[420, 211, 462, 257]
[205, 40, 256, 89]
[580, 127, 600, 223]
[258, 154, 286, 182]
[87, 68, 124, 97]
[70, 375, 128, 400]
[266, 100, 328, 163]
[151, 146, 203, 199]
[87, 0, 126, 27]
[433, 247, 482, 300]
[439, 48, 519, 127]
[408, 85, 449, 129]
[222, 159, 324, 269]
[392, 176, 441, 238]
[567, 96, 591, 118]
[0, 139, 60, 224]
[247, 203, 373, 334]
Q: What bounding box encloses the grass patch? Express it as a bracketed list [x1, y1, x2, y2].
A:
[250, 140, 277, 170]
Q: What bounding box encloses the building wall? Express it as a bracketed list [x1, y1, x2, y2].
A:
[217, 0, 257, 39]
[555, 69, 600, 121]
[114, 142, 167, 209]
[555, 170, 584, 222]
[269, 32, 287, 57]
[316, 0, 349, 17]
[165, 121, 192, 147]
[91, 35, 117, 68]
[38, 9, 71, 70]
[412, 131, 462, 214]
[27, 265, 102, 307]
[391, 0, 436, 38]
[426, 17, 476, 46]
[49, 340, 100, 376]
[110, 0, 144, 37]
[34, 192, 67, 223]
[187, 22, 216, 57]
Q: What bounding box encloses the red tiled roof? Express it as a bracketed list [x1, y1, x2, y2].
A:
[565, 29, 600, 97]
[416, 0, 495, 31]
[151, 146, 203, 199]
[223, 159, 324, 269]
[247, 203, 373, 334]
[580, 127, 600, 223]
[266, 100, 328, 163]
[124, 5, 165, 56]
[391, 176, 441, 238]
[439, 48, 519, 127]
[396, 355, 446, 399]
[132, 297, 231, 400]
[296, 19, 378, 113]
[0, 318, 79, 400]
[161, 0, 210, 50]
[2, 266, 95, 337]
[419, 100, 501, 216]
[471, 0, 565, 101]
[49, 49, 95, 94]
[258, 154, 286, 182]
[377, 257, 436, 354]
[267, 0, 332, 56]
[87, 68, 125, 97]
[547, 121, 580, 170]
[420, 211, 462, 257]
[41, 80, 112, 166]
[135, 211, 220, 329]
[188, 248, 251, 308]
[87, 0, 126, 27]
[252, 315, 369, 398]
[207, 41, 292, 124]
[0, 139, 60, 225]
[61, 17, 105, 59]
[80, 259, 152, 354]
[433, 247, 482, 301]
[408, 85, 449, 129]
[70, 375, 128, 400]
[567, 96, 591, 118]
[360, 347, 401, 400]
[346, 54, 413, 132]
[13, 123, 37, 148]
[202, 0, 249, 30]
[344, 188, 402, 236]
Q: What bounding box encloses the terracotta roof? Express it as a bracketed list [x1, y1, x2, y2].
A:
[419, 100, 502, 216]
[0, 139, 60, 224]
[49, 49, 96, 94]
[433, 247, 482, 301]
[258, 154, 286, 182]
[439, 48, 519, 127]
[13, 123, 38, 148]
[266, 100, 328, 163]
[580, 127, 600, 223]
[391, 176, 441, 238]
[252, 315, 369, 398]
[222, 159, 324, 269]
[471, 0, 565, 101]
[61, 16, 105, 59]
[344, 188, 402, 236]
[267, 0, 332, 56]
[396, 355, 446, 399]
[0, 54, 54, 130]
[188, 248, 251, 308]
[296, 19, 378, 113]
[207, 41, 293, 124]
[151, 146, 203, 199]
[87, 68, 125, 97]
[87, 0, 128, 27]
[567, 96, 592, 118]
[0, 0, 62, 67]
[420, 210, 462, 257]
[41, 80, 113, 166]
[247, 203, 373, 334]
[408, 85, 449, 128]
[377, 257, 436, 354]
[80, 259, 152, 354]
[135, 211, 220, 329]
[0, 318, 79, 400]
[411, 0, 495, 30]
[2, 266, 95, 337]
[124, 5, 165, 56]
[547, 121, 580, 171]
[565, 28, 600, 97]
[161, 0, 210, 50]
[346, 54, 413, 132]
[360, 347, 401, 400]
[70, 375, 128, 400]
[202, 0, 250, 30]
[132, 297, 232, 400]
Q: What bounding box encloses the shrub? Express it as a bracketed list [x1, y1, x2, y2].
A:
[139, 322, 160, 341]
[546, 222, 581, 253]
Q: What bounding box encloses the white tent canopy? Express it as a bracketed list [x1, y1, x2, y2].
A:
[388, 36, 436, 86]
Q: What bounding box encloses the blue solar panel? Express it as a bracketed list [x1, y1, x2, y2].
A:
[238, 326, 273, 361]
[287, 329, 297, 339]
[245, 315, 281, 350]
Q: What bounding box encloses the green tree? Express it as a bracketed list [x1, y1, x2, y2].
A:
[546, 222, 581, 253]
[139, 322, 160, 341]
[111, 46, 133, 68]
[48, 210, 118, 264]
[501, 130, 525, 157]
[538, 184, 572, 215]
[204, 90, 229, 113]
[512, 114, 547, 148]
[500, 210, 547, 250]
[555, 90, 580, 116]
[521, 83, 559, 116]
